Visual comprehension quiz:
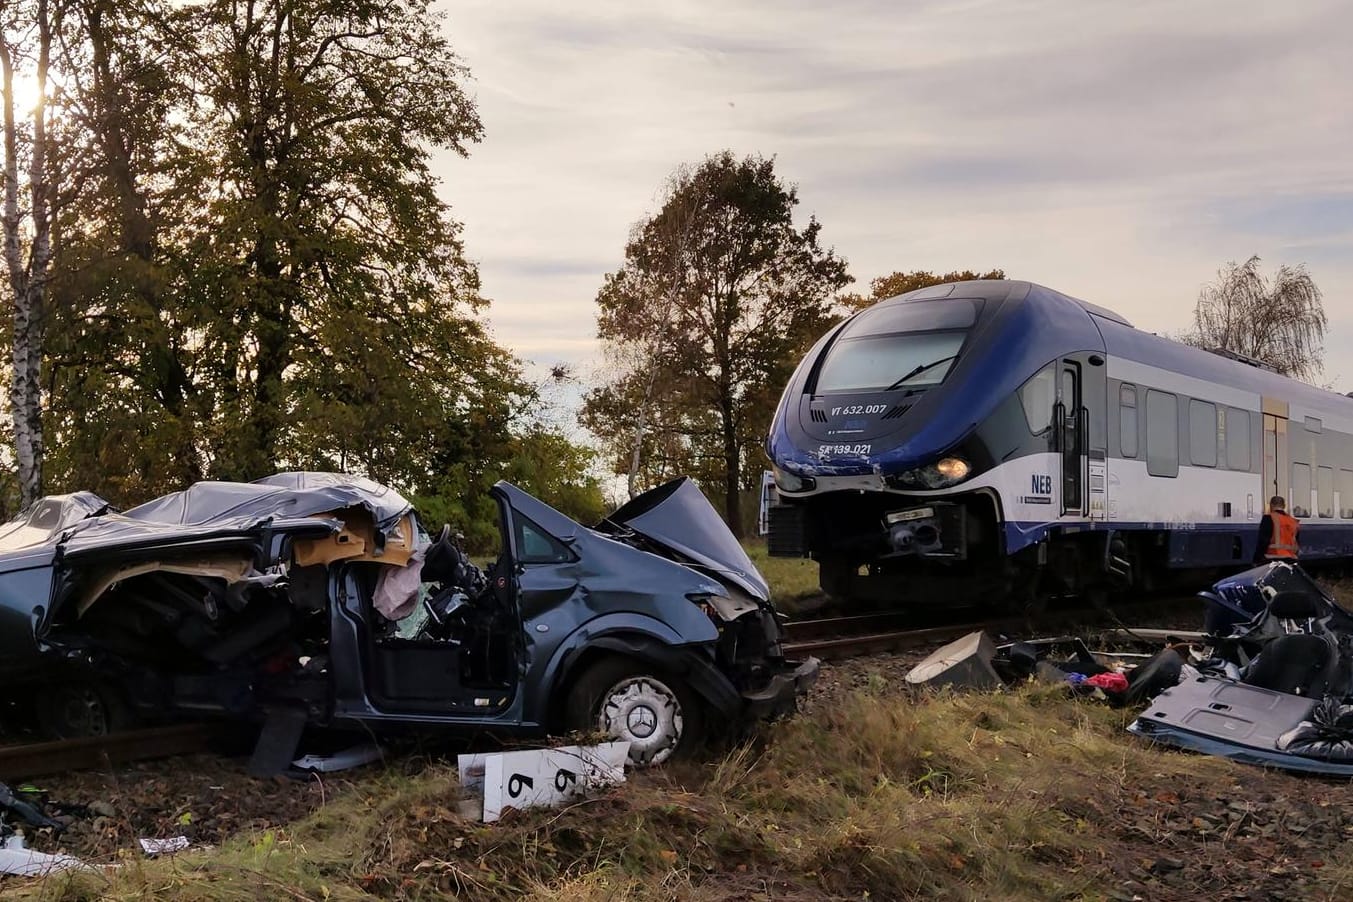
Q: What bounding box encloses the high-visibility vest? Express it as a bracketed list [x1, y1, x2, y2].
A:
[1266, 510, 1300, 559]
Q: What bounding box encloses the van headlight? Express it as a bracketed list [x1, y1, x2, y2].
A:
[888, 456, 971, 489]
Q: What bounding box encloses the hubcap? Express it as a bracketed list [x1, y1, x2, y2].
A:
[598, 676, 683, 766]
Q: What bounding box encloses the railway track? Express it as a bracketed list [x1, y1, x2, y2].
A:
[0, 723, 219, 781]
[0, 598, 1205, 781]
[782, 595, 1205, 660]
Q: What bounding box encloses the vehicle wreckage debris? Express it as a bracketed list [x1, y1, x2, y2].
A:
[901, 562, 1353, 776]
[0, 472, 816, 777]
[1128, 561, 1353, 775]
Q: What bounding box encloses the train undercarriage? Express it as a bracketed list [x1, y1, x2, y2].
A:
[767, 490, 1246, 612]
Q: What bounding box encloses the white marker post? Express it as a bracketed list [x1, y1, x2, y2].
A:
[458, 741, 630, 822]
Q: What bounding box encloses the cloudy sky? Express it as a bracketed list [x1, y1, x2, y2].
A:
[431, 0, 1352, 393]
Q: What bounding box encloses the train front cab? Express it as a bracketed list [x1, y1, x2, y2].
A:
[768, 345, 1116, 608]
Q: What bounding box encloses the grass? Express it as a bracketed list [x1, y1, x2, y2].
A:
[19, 681, 1291, 902]
[742, 540, 821, 615]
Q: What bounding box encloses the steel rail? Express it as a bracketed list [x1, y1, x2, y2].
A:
[0, 723, 219, 780]
[782, 597, 1204, 660]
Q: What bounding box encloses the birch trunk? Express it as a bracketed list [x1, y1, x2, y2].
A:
[1, 0, 53, 508]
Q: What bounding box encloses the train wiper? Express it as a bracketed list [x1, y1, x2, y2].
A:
[883, 355, 959, 391]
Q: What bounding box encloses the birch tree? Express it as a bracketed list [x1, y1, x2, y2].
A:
[1, 0, 58, 507]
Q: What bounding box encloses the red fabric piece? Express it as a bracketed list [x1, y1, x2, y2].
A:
[1085, 671, 1129, 693]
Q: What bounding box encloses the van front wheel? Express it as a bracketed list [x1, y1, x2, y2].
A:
[564, 657, 706, 766]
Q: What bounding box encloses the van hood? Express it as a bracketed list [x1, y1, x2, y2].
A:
[604, 478, 770, 603]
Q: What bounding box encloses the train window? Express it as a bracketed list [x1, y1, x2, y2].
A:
[815, 331, 967, 393]
[1340, 469, 1353, 519]
[1119, 384, 1138, 458]
[1291, 463, 1313, 518]
[1188, 400, 1217, 467]
[1225, 407, 1251, 470]
[1317, 467, 1334, 518]
[1018, 365, 1056, 435]
[845, 297, 979, 334]
[1145, 390, 1178, 478]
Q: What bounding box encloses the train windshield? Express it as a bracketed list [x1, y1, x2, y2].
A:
[814, 299, 977, 393]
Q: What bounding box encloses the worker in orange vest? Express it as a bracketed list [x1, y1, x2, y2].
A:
[1253, 495, 1300, 563]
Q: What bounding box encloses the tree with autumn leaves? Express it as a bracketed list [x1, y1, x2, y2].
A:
[0, 0, 603, 539]
[583, 152, 851, 537]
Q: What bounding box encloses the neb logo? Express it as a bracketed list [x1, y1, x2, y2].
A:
[1030, 474, 1053, 495]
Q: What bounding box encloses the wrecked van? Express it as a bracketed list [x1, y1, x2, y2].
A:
[0, 473, 817, 768]
[1130, 562, 1353, 775]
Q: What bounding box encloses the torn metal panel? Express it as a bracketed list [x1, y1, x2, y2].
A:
[905, 631, 1001, 691]
[74, 554, 266, 617]
[1129, 675, 1353, 776]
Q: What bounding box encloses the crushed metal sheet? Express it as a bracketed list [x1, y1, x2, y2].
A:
[905, 631, 1001, 691]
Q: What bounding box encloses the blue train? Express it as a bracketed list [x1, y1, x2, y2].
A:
[764, 280, 1353, 606]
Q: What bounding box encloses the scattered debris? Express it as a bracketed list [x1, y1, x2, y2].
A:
[1131, 562, 1353, 774]
[0, 781, 64, 832]
[0, 835, 85, 876]
[904, 631, 1001, 690]
[905, 630, 1187, 707]
[138, 835, 190, 857]
[458, 741, 630, 822]
[292, 742, 384, 773]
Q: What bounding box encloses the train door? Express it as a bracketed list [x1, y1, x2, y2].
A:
[1058, 360, 1086, 516]
[1262, 398, 1289, 513]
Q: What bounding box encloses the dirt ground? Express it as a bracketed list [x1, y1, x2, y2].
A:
[7, 599, 1353, 899]
[806, 656, 1353, 902]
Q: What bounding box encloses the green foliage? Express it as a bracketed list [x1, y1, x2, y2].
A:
[582, 151, 851, 536]
[839, 268, 1006, 311]
[26, 0, 583, 530]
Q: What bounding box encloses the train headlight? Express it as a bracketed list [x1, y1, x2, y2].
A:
[888, 456, 973, 489]
[935, 457, 970, 482]
[772, 466, 815, 493]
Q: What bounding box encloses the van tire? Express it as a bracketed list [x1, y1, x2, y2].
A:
[564, 656, 705, 766]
